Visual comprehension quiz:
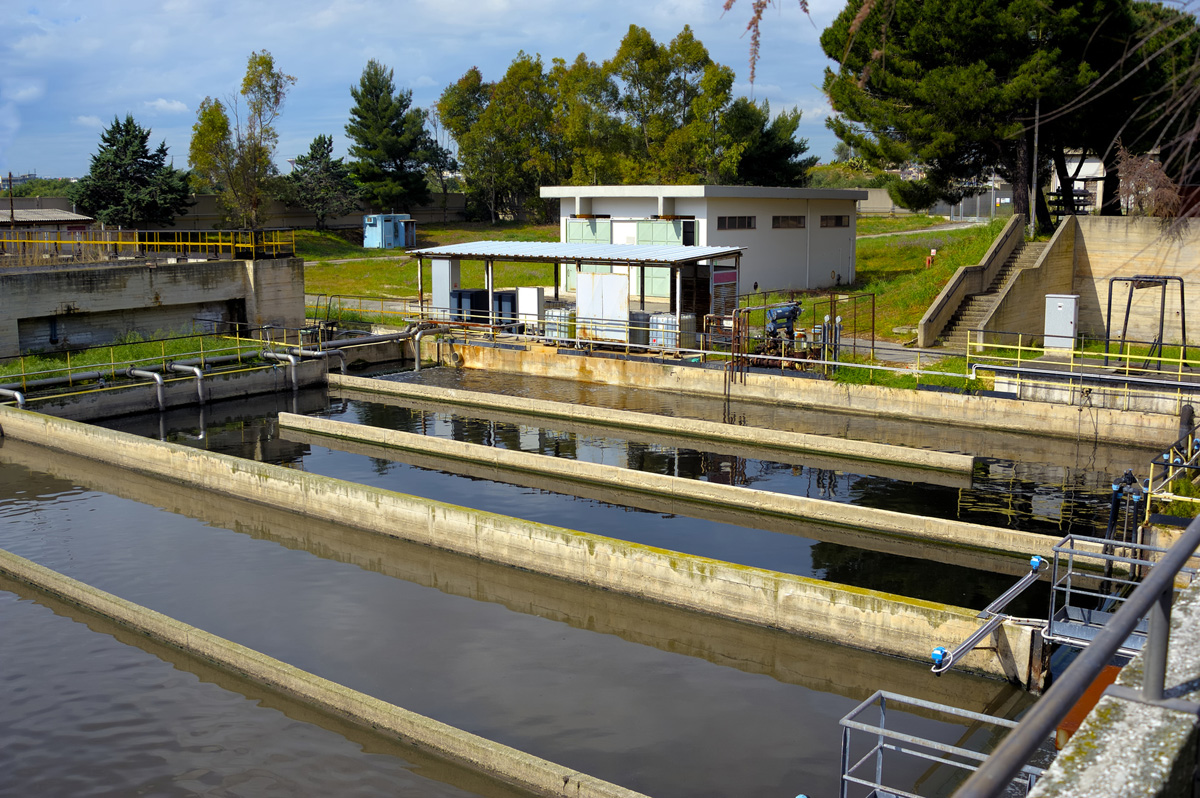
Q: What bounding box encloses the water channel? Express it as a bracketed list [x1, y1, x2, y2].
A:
[0, 366, 1158, 796]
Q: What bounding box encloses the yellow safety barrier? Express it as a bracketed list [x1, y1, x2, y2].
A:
[0, 228, 295, 263]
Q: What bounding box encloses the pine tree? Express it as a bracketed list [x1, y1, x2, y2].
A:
[72, 115, 191, 228]
[345, 60, 437, 212]
[281, 135, 361, 229]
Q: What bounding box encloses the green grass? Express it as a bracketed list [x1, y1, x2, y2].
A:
[831, 354, 990, 390]
[849, 219, 1006, 340]
[855, 215, 941, 237]
[303, 222, 559, 298]
[0, 331, 261, 382]
[294, 230, 397, 261]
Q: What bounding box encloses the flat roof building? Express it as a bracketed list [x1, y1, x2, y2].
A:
[540, 184, 867, 296]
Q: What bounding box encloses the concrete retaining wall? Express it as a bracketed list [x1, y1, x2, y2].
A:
[0, 257, 304, 358]
[280, 412, 1072, 568]
[0, 405, 1040, 684]
[1073, 217, 1200, 343]
[985, 217, 1078, 345]
[442, 342, 1178, 446]
[329, 374, 974, 475]
[0, 547, 645, 798]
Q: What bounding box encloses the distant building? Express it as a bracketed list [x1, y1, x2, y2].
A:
[540, 184, 866, 296]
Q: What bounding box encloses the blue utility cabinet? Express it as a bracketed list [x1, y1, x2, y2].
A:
[362, 214, 416, 249]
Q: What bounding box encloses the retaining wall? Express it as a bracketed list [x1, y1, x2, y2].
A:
[0, 548, 644, 798]
[0, 404, 1041, 685]
[0, 257, 304, 358]
[439, 341, 1178, 446]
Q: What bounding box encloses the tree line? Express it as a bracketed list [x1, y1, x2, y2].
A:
[61, 26, 818, 230]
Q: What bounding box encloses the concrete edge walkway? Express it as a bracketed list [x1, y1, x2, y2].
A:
[328, 374, 975, 474]
[279, 412, 1095, 567]
[0, 547, 650, 798]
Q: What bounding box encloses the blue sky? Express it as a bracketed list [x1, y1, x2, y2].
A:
[0, 0, 846, 180]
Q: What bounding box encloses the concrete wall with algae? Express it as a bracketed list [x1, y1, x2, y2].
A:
[0, 405, 1040, 685]
[441, 341, 1177, 446]
[0, 547, 647, 798]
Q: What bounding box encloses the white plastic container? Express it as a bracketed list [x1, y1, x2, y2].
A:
[649, 313, 696, 350]
[544, 307, 577, 343]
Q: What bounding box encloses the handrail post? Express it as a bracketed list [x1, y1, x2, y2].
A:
[1144, 586, 1172, 701]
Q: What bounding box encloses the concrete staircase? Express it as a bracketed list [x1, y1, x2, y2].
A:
[938, 242, 1047, 349]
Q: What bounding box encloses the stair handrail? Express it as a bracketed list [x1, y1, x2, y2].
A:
[917, 214, 1025, 348]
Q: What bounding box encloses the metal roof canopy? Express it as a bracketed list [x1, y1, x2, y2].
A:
[410, 240, 744, 266]
[410, 240, 744, 326]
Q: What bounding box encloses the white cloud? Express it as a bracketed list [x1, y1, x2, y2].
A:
[1, 79, 45, 104]
[145, 98, 189, 113]
[413, 75, 436, 88]
[73, 115, 102, 128]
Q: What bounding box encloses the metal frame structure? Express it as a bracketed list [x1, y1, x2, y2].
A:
[1104, 275, 1188, 369]
[955, 515, 1200, 797]
[839, 691, 1044, 798]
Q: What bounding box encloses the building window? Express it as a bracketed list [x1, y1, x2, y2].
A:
[717, 215, 756, 231]
[772, 215, 806, 229]
[820, 215, 851, 228]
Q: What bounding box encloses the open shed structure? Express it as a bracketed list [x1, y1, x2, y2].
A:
[409, 241, 744, 330]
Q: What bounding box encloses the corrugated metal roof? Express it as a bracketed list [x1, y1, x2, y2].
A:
[0, 209, 94, 224]
[409, 240, 744, 265]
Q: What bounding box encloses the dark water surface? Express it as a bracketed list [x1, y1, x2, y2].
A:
[4, 367, 1153, 797]
[0, 448, 1029, 798]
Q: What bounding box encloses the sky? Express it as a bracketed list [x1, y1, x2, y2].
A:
[0, 0, 848, 180]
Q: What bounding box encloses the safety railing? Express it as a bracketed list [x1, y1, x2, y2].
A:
[0, 229, 295, 263]
[839, 691, 1044, 798]
[1147, 421, 1200, 514]
[954, 515, 1200, 797]
[964, 331, 1200, 414]
[0, 324, 316, 396]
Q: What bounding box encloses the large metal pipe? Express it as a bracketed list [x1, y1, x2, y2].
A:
[0, 371, 105, 391]
[0, 388, 25, 408]
[286, 347, 347, 375]
[260, 351, 300, 391]
[167, 363, 206, 405]
[127, 368, 165, 411]
[413, 326, 450, 372]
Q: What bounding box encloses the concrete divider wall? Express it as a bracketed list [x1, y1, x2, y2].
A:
[446, 342, 1177, 447]
[0, 436, 1030, 715]
[279, 412, 1070, 565]
[25, 360, 328, 421]
[0, 404, 1038, 685]
[328, 374, 974, 474]
[0, 548, 646, 798]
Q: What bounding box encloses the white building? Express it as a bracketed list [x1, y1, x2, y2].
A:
[540, 184, 867, 297]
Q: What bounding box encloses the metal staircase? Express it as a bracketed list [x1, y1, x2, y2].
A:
[939, 242, 1048, 349]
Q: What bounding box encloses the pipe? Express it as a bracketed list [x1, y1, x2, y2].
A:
[0, 371, 105, 391]
[127, 367, 165, 411]
[286, 347, 347, 375]
[167, 363, 206, 405]
[0, 387, 25, 408]
[322, 323, 423, 348]
[260, 351, 299, 391]
[413, 326, 450, 372]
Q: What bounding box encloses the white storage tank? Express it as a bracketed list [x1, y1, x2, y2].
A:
[649, 313, 696, 350]
[545, 307, 576, 343]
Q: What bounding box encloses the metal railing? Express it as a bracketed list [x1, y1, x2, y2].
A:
[0, 229, 295, 262]
[840, 691, 1044, 798]
[954, 515, 1200, 797]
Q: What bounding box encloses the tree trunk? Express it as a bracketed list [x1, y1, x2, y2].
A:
[1035, 185, 1054, 232]
[1053, 146, 1074, 216]
[1013, 133, 1031, 224]
[1101, 149, 1122, 216]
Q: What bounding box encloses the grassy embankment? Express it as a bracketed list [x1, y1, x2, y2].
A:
[299, 222, 559, 298]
